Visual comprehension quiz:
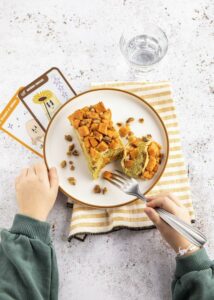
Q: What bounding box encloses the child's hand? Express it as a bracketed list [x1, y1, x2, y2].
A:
[15, 162, 59, 222]
[144, 193, 199, 254]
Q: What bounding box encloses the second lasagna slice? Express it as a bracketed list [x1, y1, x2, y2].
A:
[121, 135, 162, 180]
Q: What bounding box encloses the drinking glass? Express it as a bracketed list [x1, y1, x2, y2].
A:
[119, 22, 168, 76]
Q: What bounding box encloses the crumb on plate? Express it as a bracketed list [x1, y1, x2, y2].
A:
[65, 135, 73, 141]
[72, 150, 79, 156]
[102, 187, 108, 194]
[126, 117, 134, 123]
[68, 144, 75, 152]
[68, 177, 76, 185]
[60, 160, 67, 168]
[93, 184, 101, 193]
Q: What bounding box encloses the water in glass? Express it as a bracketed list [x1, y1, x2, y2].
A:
[124, 34, 162, 67]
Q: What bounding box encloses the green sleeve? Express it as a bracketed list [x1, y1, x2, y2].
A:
[0, 214, 58, 300]
[172, 248, 214, 300]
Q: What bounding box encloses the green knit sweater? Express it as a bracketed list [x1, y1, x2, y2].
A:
[0, 214, 58, 300]
[0, 215, 213, 299]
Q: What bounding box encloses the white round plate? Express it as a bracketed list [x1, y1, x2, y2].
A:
[44, 88, 169, 208]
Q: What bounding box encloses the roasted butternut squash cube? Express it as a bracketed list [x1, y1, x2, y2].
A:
[97, 141, 108, 152]
[90, 147, 100, 159]
[129, 149, 139, 159]
[146, 156, 156, 171]
[148, 142, 160, 157]
[73, 119, 80, 129]
[85, 111, 99, 119]
[131, 139, 140, 147]
[90, 123, 99, 131]
[153, 164, 158, 172]
[84, 137, 90, 148]
[102, 109, 111, 120]
[124, 160, 134, 168]
[109, 140, 119, 149]
[89, 137, 99, 148]
[98, 123, 108, 135]
[142, 171, 154, 179]
[107, 130, 114, 138]
[103, 157, 110, 164]
[72, 110, 84, 120]
[94, 102, 106, 113]
[119, 125, 130, 137]
[102, 119, 110, 124]
[81, 118, 92, 126]
[94, 131, 103, 141]
[78, 125, 90, 137]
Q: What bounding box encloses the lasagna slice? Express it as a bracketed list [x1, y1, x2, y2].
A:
[121, 135, 162, 180]
[68, 102, 124, 179]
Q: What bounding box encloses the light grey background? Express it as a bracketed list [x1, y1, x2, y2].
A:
[0, 1, 214, 299]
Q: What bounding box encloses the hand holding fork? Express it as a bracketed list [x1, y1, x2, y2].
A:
[105, 170, 206, 252]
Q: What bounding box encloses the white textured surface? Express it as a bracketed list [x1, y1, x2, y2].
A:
[0, 1, 214, 299]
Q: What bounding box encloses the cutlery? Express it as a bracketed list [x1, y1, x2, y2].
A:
[105, 170, 207, 247]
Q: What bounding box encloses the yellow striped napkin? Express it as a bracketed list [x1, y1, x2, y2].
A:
[68, 81, 195, 240]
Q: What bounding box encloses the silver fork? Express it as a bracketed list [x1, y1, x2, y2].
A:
[106, 170, 207, 247]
